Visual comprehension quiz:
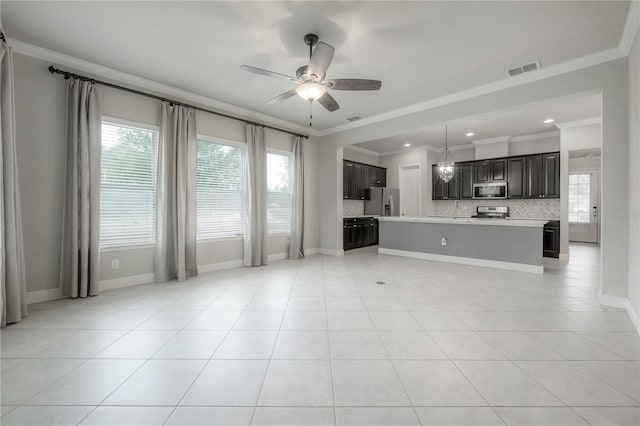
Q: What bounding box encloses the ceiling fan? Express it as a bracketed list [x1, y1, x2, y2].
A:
[240, 33, 382, 114]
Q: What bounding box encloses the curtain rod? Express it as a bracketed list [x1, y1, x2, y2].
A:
[48, 65, 309, 139]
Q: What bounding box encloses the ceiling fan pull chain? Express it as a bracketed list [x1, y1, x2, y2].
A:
[309, 100, 313, 127]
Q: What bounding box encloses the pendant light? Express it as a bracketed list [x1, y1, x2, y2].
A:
[437, 125, 455, 183]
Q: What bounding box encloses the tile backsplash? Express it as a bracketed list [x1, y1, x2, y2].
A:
[343, 200, 365, 216]
[433, 199, 560, 219]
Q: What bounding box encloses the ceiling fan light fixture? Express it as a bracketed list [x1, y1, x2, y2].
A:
[295, 82, 327, 101]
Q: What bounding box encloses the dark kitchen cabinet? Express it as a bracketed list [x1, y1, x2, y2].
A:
[474, 161, 490, 183]
[343, 217, 379, 250]
[343, 161, 355, 199]
[474, 159, 506, 183]
[431, 151, 560, 201]
[343, 160, 387, 200]
[458, 162, 474, 199]
[366, 165, 387, 187]
[527, 153, 560, 199]
[507, 157, 526, 199]
[432, 165, 459, 200]
[543, 220, 560, 258]
[491, 159, 506, 181]
[353, 164, 367, 200]
[542, 153, 560, 198]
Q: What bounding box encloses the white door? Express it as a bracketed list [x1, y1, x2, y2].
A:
[399, 165, 420, 217]
[569, 170, 599, 243]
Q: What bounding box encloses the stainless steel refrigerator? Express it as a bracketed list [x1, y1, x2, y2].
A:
[364, 187, 400, 216]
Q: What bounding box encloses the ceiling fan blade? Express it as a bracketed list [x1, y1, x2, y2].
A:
[325, 79, 382, 90]
[266, 89, 297, 104]
[317, 92, 340, 112]
[308, 42, 334, 81]
[240, 65, 300, 83]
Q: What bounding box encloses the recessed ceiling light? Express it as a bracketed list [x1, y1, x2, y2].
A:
[404, 143, 411, 147]
[544, 118, 555, 124]
[466, 132, 474, 137]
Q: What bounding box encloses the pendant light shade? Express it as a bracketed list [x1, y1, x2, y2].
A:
[437, 125, 455, 183]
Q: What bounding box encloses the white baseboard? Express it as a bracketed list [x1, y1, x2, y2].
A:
[599, 293, 640, 335]
[268, 252, 288, 262]
[320, 248, 345, 256]
[198, 259, 244, 273]
[26, 288, 62, 304]
[378, 247, 544, 274]
[304, 248, 320, 255]
[99, 273, 155, 292]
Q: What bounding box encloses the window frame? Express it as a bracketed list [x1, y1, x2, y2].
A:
[568, 172, 592, 224]
[195, 134, 248, 242]
[266, 148, 294, 236]
[100, 117, 160, 251]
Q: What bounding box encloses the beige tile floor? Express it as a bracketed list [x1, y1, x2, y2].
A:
[1, 243, 639, 425]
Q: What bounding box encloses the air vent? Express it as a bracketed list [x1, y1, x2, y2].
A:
[346, 116, 362, 122]
[507, 60, 540, 77]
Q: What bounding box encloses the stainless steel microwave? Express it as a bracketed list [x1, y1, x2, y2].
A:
[473, 182, 508, 199]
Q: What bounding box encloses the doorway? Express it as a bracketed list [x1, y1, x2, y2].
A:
[568, 150, 601, 244]
[399, 164, 421, 217]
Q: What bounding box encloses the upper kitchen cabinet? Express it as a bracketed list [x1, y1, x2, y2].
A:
[527, 152, 560, 198]
[474, 159, 506, 183]
[343, 161, 355, 199]
[343, 160, 387, 200]
[507, 157, 527, 199]
[432, 165, 459, 200]
[458, 162, 474, 199]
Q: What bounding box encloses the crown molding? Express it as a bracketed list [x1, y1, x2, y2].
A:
[318, 47, 624, 137]
[555, 116, 601, 129]
[619, 1, 640, 56]
[8, 37, 322, 137]
[472, 135, 511, 146]
[343, 144, 380, 157]
[510, 130, 560, 143]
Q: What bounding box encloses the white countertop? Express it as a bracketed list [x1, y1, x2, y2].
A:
[343, 215, 380, 219]
[377, 216, 548, 228]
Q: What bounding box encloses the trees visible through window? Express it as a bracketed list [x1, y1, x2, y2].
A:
[267, 151, 293, 234]
[568, 173, 591, 223]
[100, 121, 158, 247]
[196, 139, 246, 239]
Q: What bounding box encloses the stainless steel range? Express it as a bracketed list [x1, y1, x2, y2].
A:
[471, 206, 510, 219]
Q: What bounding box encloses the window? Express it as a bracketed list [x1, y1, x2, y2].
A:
[568, 173, 591, 223]
[101, 121, 158, 248]
[196, 139, 246, 239]
[267, 151, 293, 234]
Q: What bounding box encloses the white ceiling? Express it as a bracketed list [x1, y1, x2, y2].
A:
[3, 1, 629, 131]
[353, 91, 601, 153]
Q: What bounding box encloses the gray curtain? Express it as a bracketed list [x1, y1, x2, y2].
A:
[0, 39, 27, 325]
[60, 78, 102, 298]
[244, 124, 268, 267]
[289, 136, 304, 259]
[155, 102, 197, 282]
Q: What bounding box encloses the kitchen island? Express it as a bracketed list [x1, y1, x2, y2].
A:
[377, 216, 548, 273]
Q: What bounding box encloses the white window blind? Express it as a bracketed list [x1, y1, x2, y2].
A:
[568, 173, 591, 223]
[196, 139, 247, 240]
[267, 151, 293, 234]
[100, 121, 158, 248]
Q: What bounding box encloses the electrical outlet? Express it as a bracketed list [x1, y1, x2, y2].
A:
[441, 237, 447, 246]
[111, 259, 120, 270]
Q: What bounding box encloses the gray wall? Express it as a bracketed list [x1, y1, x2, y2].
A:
[379, 221, 543, 266]
[319, 58, 629, 301]
[13, 53, 320, 292]
[628, 28, 640, 318]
